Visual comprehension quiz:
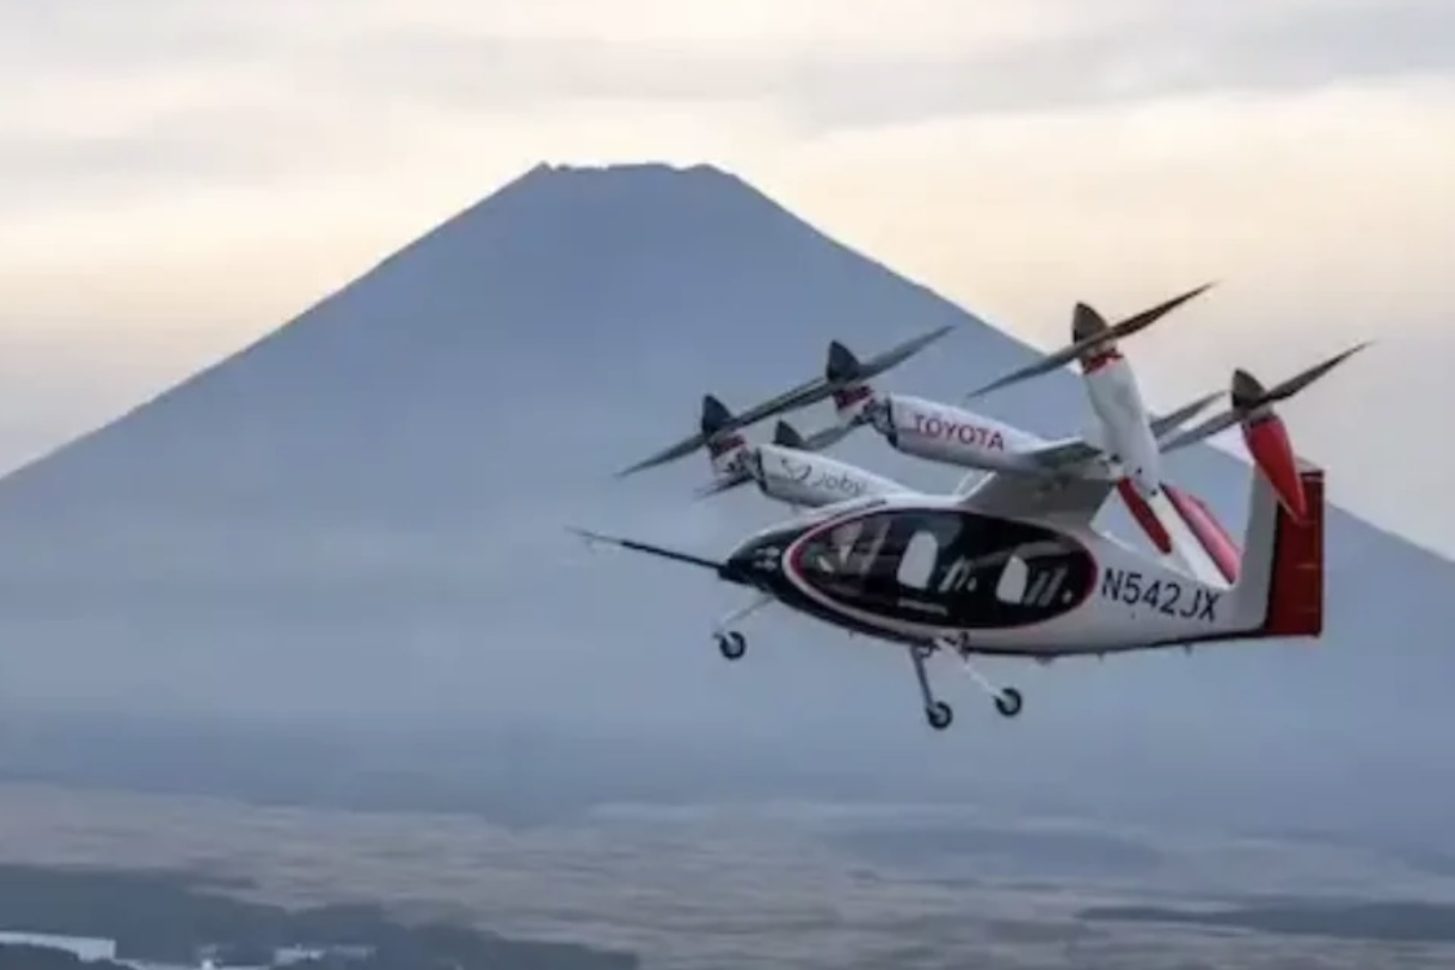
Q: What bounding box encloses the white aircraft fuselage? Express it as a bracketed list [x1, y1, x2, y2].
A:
[719, 459, 1321, 657]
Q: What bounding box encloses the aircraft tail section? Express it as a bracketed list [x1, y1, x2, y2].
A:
[1222, 459, 1325, 638]
[1258, 463, 1324, 636]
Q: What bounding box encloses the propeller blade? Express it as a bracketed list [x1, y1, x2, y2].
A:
[858, 324, 955, 379]
[620, 326, 950, 475]
[694, 469, 754, 498]
[1158, 409, 1242, 453]
[616, 434, 709, 477]
[801, 423, 856, 453]
[1260, 342, 1370, 405]
[967, 283, 1214, 400]
[727, 376, 832, 429]
[773, 420, 807, 449]
[1149, 389, 1224, 439]
[1158, 342, 1366, 454]
[966, 351, 1077, 400]
[1106, 282, 1215, 341]
[738, 325, 952, 424]
[774, 418, 856, 454]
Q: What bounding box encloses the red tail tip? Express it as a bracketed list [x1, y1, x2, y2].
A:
[1262, 466, 1324, 638]
[1243, 414, 1307, 521]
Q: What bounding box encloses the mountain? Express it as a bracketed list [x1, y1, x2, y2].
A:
[0, 162, 1449, 842]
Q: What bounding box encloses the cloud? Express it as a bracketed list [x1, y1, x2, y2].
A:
[2, 0, 1451, 216]
[302, 0, 1455, 131]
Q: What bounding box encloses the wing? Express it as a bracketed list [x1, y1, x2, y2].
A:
[994, 389, 1224, 472]
[959, 471, 1116, 524]
[953, 389, 1220, 522]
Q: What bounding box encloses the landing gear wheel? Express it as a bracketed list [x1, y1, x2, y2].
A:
[716, 631, 747, 661]
[994, 687, 1023, 719]
[925, 701, 954, 731]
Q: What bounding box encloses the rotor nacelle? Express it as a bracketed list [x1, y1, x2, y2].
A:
[700, 393, 749, 479]
[825, 340, 878, 427]
[871, 394, 1044, 473]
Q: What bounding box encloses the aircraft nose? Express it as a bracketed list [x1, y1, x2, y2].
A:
[724, 532, 792, 585]
[723, 544, 755, 581]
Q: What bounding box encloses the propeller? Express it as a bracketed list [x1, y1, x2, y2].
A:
[1234, 341, 1370, 409]
[616, 394, 741, 477]
[1148, 389, 1224, 440]
[775, 419, 856, 453]
[1159, 342, 1369, 521]
[966, 283, 1215, 399]
[1159, 343, 1369, 453]
[619, 325, 953, 476]
[694, 420, 856, 499]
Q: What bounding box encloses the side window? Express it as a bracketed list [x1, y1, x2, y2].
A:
[897, 531, 939, 590]
[1028, 564, 1071, 607]
[995, 554, 1029, 604]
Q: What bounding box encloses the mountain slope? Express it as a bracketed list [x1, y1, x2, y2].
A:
[0, 162, 1448, 839]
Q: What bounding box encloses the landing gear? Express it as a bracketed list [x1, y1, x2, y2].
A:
[716, 630, 747, 661]
[909, 645, 954, 731]
[926, 700, 954, 730]
[994, 686, 1024, 718]
[940, 637, 1026, 720]
[712, 595, 769, 662]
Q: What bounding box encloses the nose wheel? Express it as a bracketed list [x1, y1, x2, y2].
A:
[715, 630, 747, 661]
[712, 595, 771, 662]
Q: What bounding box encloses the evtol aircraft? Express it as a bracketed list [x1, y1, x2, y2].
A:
[581, 291, 1365, 729]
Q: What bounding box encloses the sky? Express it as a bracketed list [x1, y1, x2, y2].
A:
[1, 0, 1452, 552]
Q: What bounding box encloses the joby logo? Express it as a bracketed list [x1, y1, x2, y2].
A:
[811, 471, 869, 497]
[777, 456, 814, 483]
[911, 413, 1006, 450]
